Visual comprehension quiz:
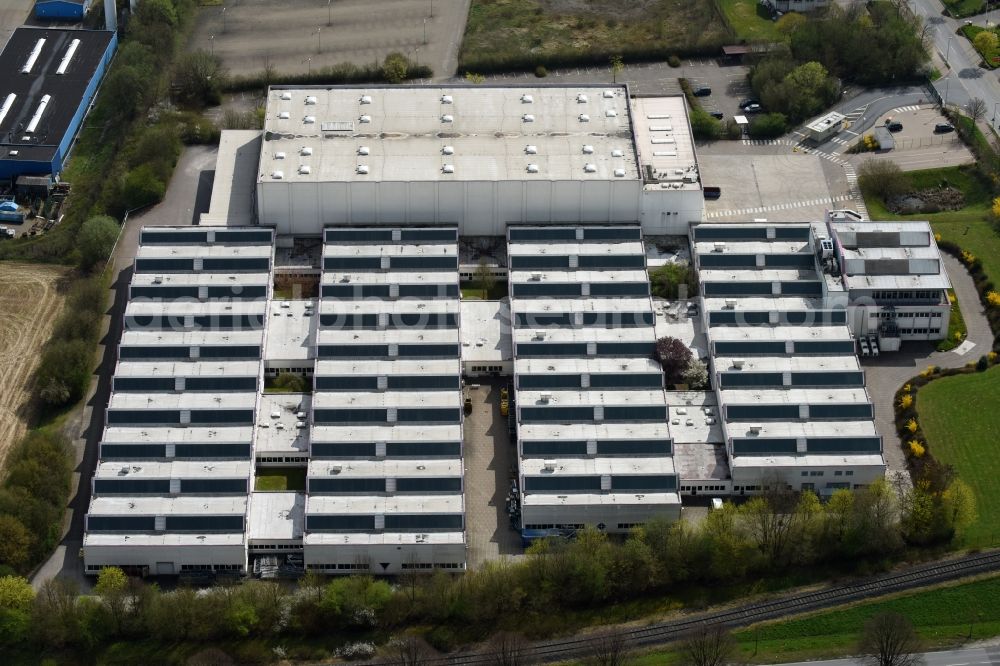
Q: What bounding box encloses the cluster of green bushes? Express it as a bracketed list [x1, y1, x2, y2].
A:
[649, 262, 698, 299]
[222, 53, 432, 94]
[0, 480, 978, 660]
[0, 431, 74, 575]
[749, 58, 836, 126]
[679, 78, 740, 141]
[937, 239, 1000, 349]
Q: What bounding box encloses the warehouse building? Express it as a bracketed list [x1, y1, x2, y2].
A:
[254, 85, 704, 236]
[0, 27, 116, 181]
[83, 227, 274, 576]
[508, 225, 680, 531]
[34, 0, 92, 21]
[690, 222, 886, 494]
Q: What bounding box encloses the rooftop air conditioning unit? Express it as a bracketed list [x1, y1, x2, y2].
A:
[577, 93, 588, 103]
[357, 146, 370, 155]
[613, 168, 626, 177]
[543, 460, 556, 471]
[582, 144, 594, 154]
[442, 164, 455, 174]
[611, 149, 624, 157]
[304, 95, 317, 105]
[441, 95, 453, 104]
[534, 330, 545, 340]
[356, 165, 370, 174]
[540, 392, 552, 403]
[521, 94, 533, 103]
[278, 111, 290, 119]
[280, 91, 292, 100]
[820, 238, 835, 260]
[526, 164, 539, 173]
[525, 145, 537, 154]
[584, 163, 597, 173]
[300, 146, 313, 156]
[732, 359, 745, 369]
[579, 114, 590, 122]
[529, 273, 542, 281]
[441, 114, 454, 123]
[522, 114, 535, 122]
[725, 299, 737, 309]
[442, 145, 455, 155]
[713, 242, 726, 252]
[749, 424, 762, 434]
[330, 464, 342, 474]
[303, 115, 316, 124]
[153, 276, 163, 284]
[359, 95, 372, 104]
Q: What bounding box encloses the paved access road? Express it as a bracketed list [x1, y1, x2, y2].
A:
[775, 645, 1000, 666]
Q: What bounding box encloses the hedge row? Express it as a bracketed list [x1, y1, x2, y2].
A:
[222, 58, 433, 94]
[459, 43, 724, 76]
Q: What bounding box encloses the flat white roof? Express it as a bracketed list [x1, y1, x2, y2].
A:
[202, 130, 261, 226]
[710, 326, 852, 342]
[264, 299, 317, 361]
[726, 419, 879, 439]
[460, 299, 512, 363]
[509, 269, 649, 285]
[699, 268, 818, 283]
[520, 457, 676, 475]
[307, 459, 462, 478]
[316, 328, 458, 345]
[256, 393, 310, 453]
[304, 531, 464, 545]
[673, 442, 729, 479]
[130, 272, 271, 287]
[114, 360, 260, 377]
[322, 270, 457, 285]
[306, 494, 463, 515]
[517, 389, 666, 407]
[94, 460, 251, 479]
[842, 273, 951, 291]
[521, 492, 681, 506]
[513, 326, 653, 344]
[663, 392, 724, 445]
[100, 425, 253, 445]
[694, 240, 811, 255]
[137, 244, 272, 260]
[830, 220, 933, 237]
[517, 422, 670, 441]
[318, 300, 458, 315]
[108, 392, 257, 411]
[720, 387, 870, 404]
[516, 357, 661, 375]
[125, 301, 266, 317]
[703, 296, 825, 311]
[313, 391, 460, 410]
[262, 85, 639, 183]
[120, 329, 264, 346]
[630, 96, 700, 192]
[315, 359, 460, 376]
[84, 533, 246, 547]
[805, 111, 846, 133]
[508, 241, 645, 257]
[89, 495, 248, 516]
[731, 454, 885, 468]
[513, 297, 652, 314]
[325, 242, 457, 258]
[247, 491, 304, 541]
[714, 355, 861, 372]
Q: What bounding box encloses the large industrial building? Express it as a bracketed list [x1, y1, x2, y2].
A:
[0, 27, 116, 181]
[83, 84, 957, 576]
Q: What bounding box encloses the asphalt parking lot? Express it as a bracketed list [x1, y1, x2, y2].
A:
[681, 60, 753, 122]
[188, 0, 470, 80]
[849, 105, 974, 171]
[0, 0, 34, 49]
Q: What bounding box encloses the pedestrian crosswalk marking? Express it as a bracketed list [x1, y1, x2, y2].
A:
[707, 194, 856, 218]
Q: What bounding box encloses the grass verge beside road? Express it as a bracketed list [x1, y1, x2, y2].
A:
[946, 0, 986, 18]
[938, 290, 968, 352]
[717, 0, 784, 42]
[632, 574, 1000, 664]
[917, 368, 1000, 548]
[961, 24, 1000, 67]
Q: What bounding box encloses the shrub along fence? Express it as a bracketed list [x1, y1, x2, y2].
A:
[936, 238, 1000, 350]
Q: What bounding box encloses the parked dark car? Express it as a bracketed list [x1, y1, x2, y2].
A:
[703, 186, 722, 200]
[934, 122, 955, 134]
[886, 120, 903, 132]
[739, 99, 760, 109]
[692, 86, 712, 97]
[708, 110, 724, 120]
[743, 103, 763, 114]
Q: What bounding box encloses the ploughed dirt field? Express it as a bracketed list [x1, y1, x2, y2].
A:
[0, 262, 67, 471]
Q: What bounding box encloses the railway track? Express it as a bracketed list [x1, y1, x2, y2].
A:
[373, 549, 1000, 665]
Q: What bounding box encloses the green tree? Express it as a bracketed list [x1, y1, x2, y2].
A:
[654, 336, 693, 386]
[173, 50, 225, 108]
[689, 108, 722, 140]
[36, 339, 94, 406]
[0, 575, 34, 646]
[748, 112, 787, 139]
[382, 52, 410, 84]
[474, 258, 497, 299]
[610, 54, 624, 83]
[273, 372, 307, 392]
[942, 479, 977, 537]
[0, 517, 32, 570]
[776, 12, 807, 35]
[858, 158, 908, 201]
[649, 262, 697, 299]
[859, 612, 921, 666]
[119, 164, 167, 211]
[682, 624, 737, 666]
[77, 215, 119, 271]
[974, 30, 998, 55]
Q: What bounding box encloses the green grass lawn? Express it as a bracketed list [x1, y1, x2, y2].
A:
[632, 575, 1000, 665]
[917, 367, 1000, 548]
[947, 0, 986, 18]
[718, 0, 784, 42]
[255, 467, 306, 492]
[937, 290, 968, 352]
[461, 283, 508, 300]
[961, 25, 1000, 67]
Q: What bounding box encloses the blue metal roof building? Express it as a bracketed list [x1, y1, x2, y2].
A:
[0, 27, 116, 181]
[35, 0, 92, 21]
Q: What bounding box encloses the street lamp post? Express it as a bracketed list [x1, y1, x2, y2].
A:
[317, 27, 322, 53]
[423, 17, 427, 44]
[327, 0, 332, 26]
[945, 34, 954, 68]
[222, 7, 227, 33]
[304, 57, 312, 75]
[430, 0, 434, 18]
[993, 102, 999, 126]
[210, 34, 215, 56]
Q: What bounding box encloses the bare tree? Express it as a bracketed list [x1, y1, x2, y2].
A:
[384, 634, 436, 665]
[967, 97, 988, 125]
[486, 631, 533, 665]
[681, 624, 738, 666]
[859, 613, 923, 666]
[586, 626, 634, 666]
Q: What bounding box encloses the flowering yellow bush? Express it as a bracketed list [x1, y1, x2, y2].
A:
[955, 330, 964, 341]
[863, 134, 878, 151]
[920, 366, 936, 377]
[903, 383, 911, 393]
[993, 197, 1000, 218]
[899, 394, 913, 409]
[934, 233, 942, 242]
[906, 418, 919, 433]
[948, 292, 957, 304]
[989, 352, 998, 364]
[987, 291, 1000, 308]
[961, 250, 977, 265]
[909, 440, 926, 458]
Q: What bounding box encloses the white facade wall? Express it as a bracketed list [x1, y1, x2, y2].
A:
[521, 501, 681, 532]
[640, 188, 706, 235]
[731, 462, 885, 495]
[304, 542, 467, 575]
[256, 179, 647, 236]
[84, 543, 247, 575]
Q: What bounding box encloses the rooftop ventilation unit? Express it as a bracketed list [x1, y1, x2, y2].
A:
[613, 168, 626, 177]
[271, 170, 284, 179]
[298, 165, 311, 175]
[21, 38, 45, 74]
[529, 273, 542, 281]
[713, 242, 726, 252]
[280, 91, 292, 100]
[725, 298, 737, 309]
[582, 144, 594, 154]
[359, 95, 372, 104]
[25, 95, 50, 134]
[442, 164, 455, 174]
[357, 146, 370, 155]
[442, 145, 454, 155]
[606, 109, 617, 117]
[522, 113, 534, 122]
[274, 151, 285, 159]
[539, 393, 552, 403]
[441, 114, 454, 123]
[329, 464, 342, 473]
[583, 163, 597, 173]
[0, 94, 16, 127]
[748, 424, 762, 434]
[611, 149, 624, 157]
[56, 39, 80, 75]
[732, 359, 745, 369]
[577, 93, 588, 103]
[356, 165, 369, 174]
[533, 330, 545, 340]
[441, 94, 453, 104]
[579, 113, 590, 122]
[526, 163, 539, 173]
[521, 94, 533, 103]
[303, 115, 316, 124]
[525, 144, 537, 154]
[359, 114, 371, 123]
[300, 146, 312, 156]
[820, 237, 835, 259]
[278, 111, 290, 119]
[543, 459, 556, 471]
[304, 95, 318, 105]
[603, 90, 614, 98]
